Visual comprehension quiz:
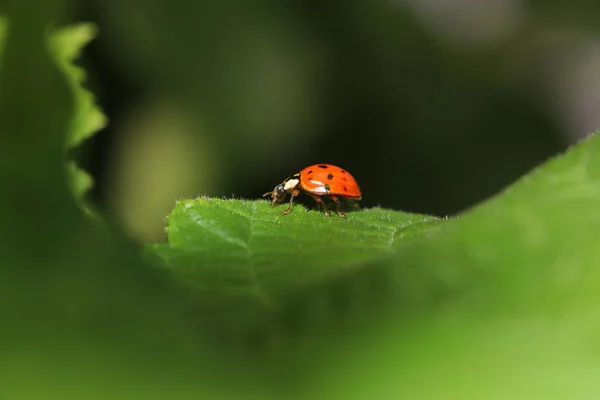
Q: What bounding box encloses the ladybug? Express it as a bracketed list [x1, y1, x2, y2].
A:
[263, 164, 362, 218]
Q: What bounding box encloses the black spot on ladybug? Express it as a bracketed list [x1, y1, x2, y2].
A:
[324, 183, 331, 192]
[307, 170, 313, 174]
[344, 186, 348, 192]
[327, 173, 334, 180]
[318, 165, 328, 169]
[342, 177, 347, 181]
[341, 170, 347, 174]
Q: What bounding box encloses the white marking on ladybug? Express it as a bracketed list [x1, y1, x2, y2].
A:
[283, 178, 299, 191]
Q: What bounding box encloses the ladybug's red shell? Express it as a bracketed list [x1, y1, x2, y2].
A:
[298, 164, 362, 199]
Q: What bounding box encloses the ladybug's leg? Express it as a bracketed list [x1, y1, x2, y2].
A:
[263, 190, 282, 206]
[282, 189, 300, 214]
[263, 191, 278, 205]
[309, 194, 331, 216]
[329, 195, 347, 218]
[272, 195, 286, 206]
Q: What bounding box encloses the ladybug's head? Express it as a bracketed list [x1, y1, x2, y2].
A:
[263, 183, 287, 204]
[263, 176, 300, 205]
[273, 183, 286, 197]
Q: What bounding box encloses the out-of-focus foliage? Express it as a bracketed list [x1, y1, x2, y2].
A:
[0, 16, 7, 53]
[0, 3, 217, 398]
[48, 23, 106, 215]
[105, 99, 218, 243]
[49, 23, 106, 150]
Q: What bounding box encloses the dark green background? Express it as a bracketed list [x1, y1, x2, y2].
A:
[76, 0, 595, 216]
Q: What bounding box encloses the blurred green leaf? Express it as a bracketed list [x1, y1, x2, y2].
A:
[48, 22, 107, 150]
[0, 16, 8, 56]
[64, 160, 96, 217]
[47, 23, 107, 211]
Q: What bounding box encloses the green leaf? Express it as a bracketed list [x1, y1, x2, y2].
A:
[145, 131, 600, 398]
[48, 23, 107, 150]
[47, 23, 107, 211]
[64, 160, 98, 218]
[146, 197, 441, 301]
[0, 16, 8, 60]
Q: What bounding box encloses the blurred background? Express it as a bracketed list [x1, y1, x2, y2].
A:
[71, 0, 600, 243]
